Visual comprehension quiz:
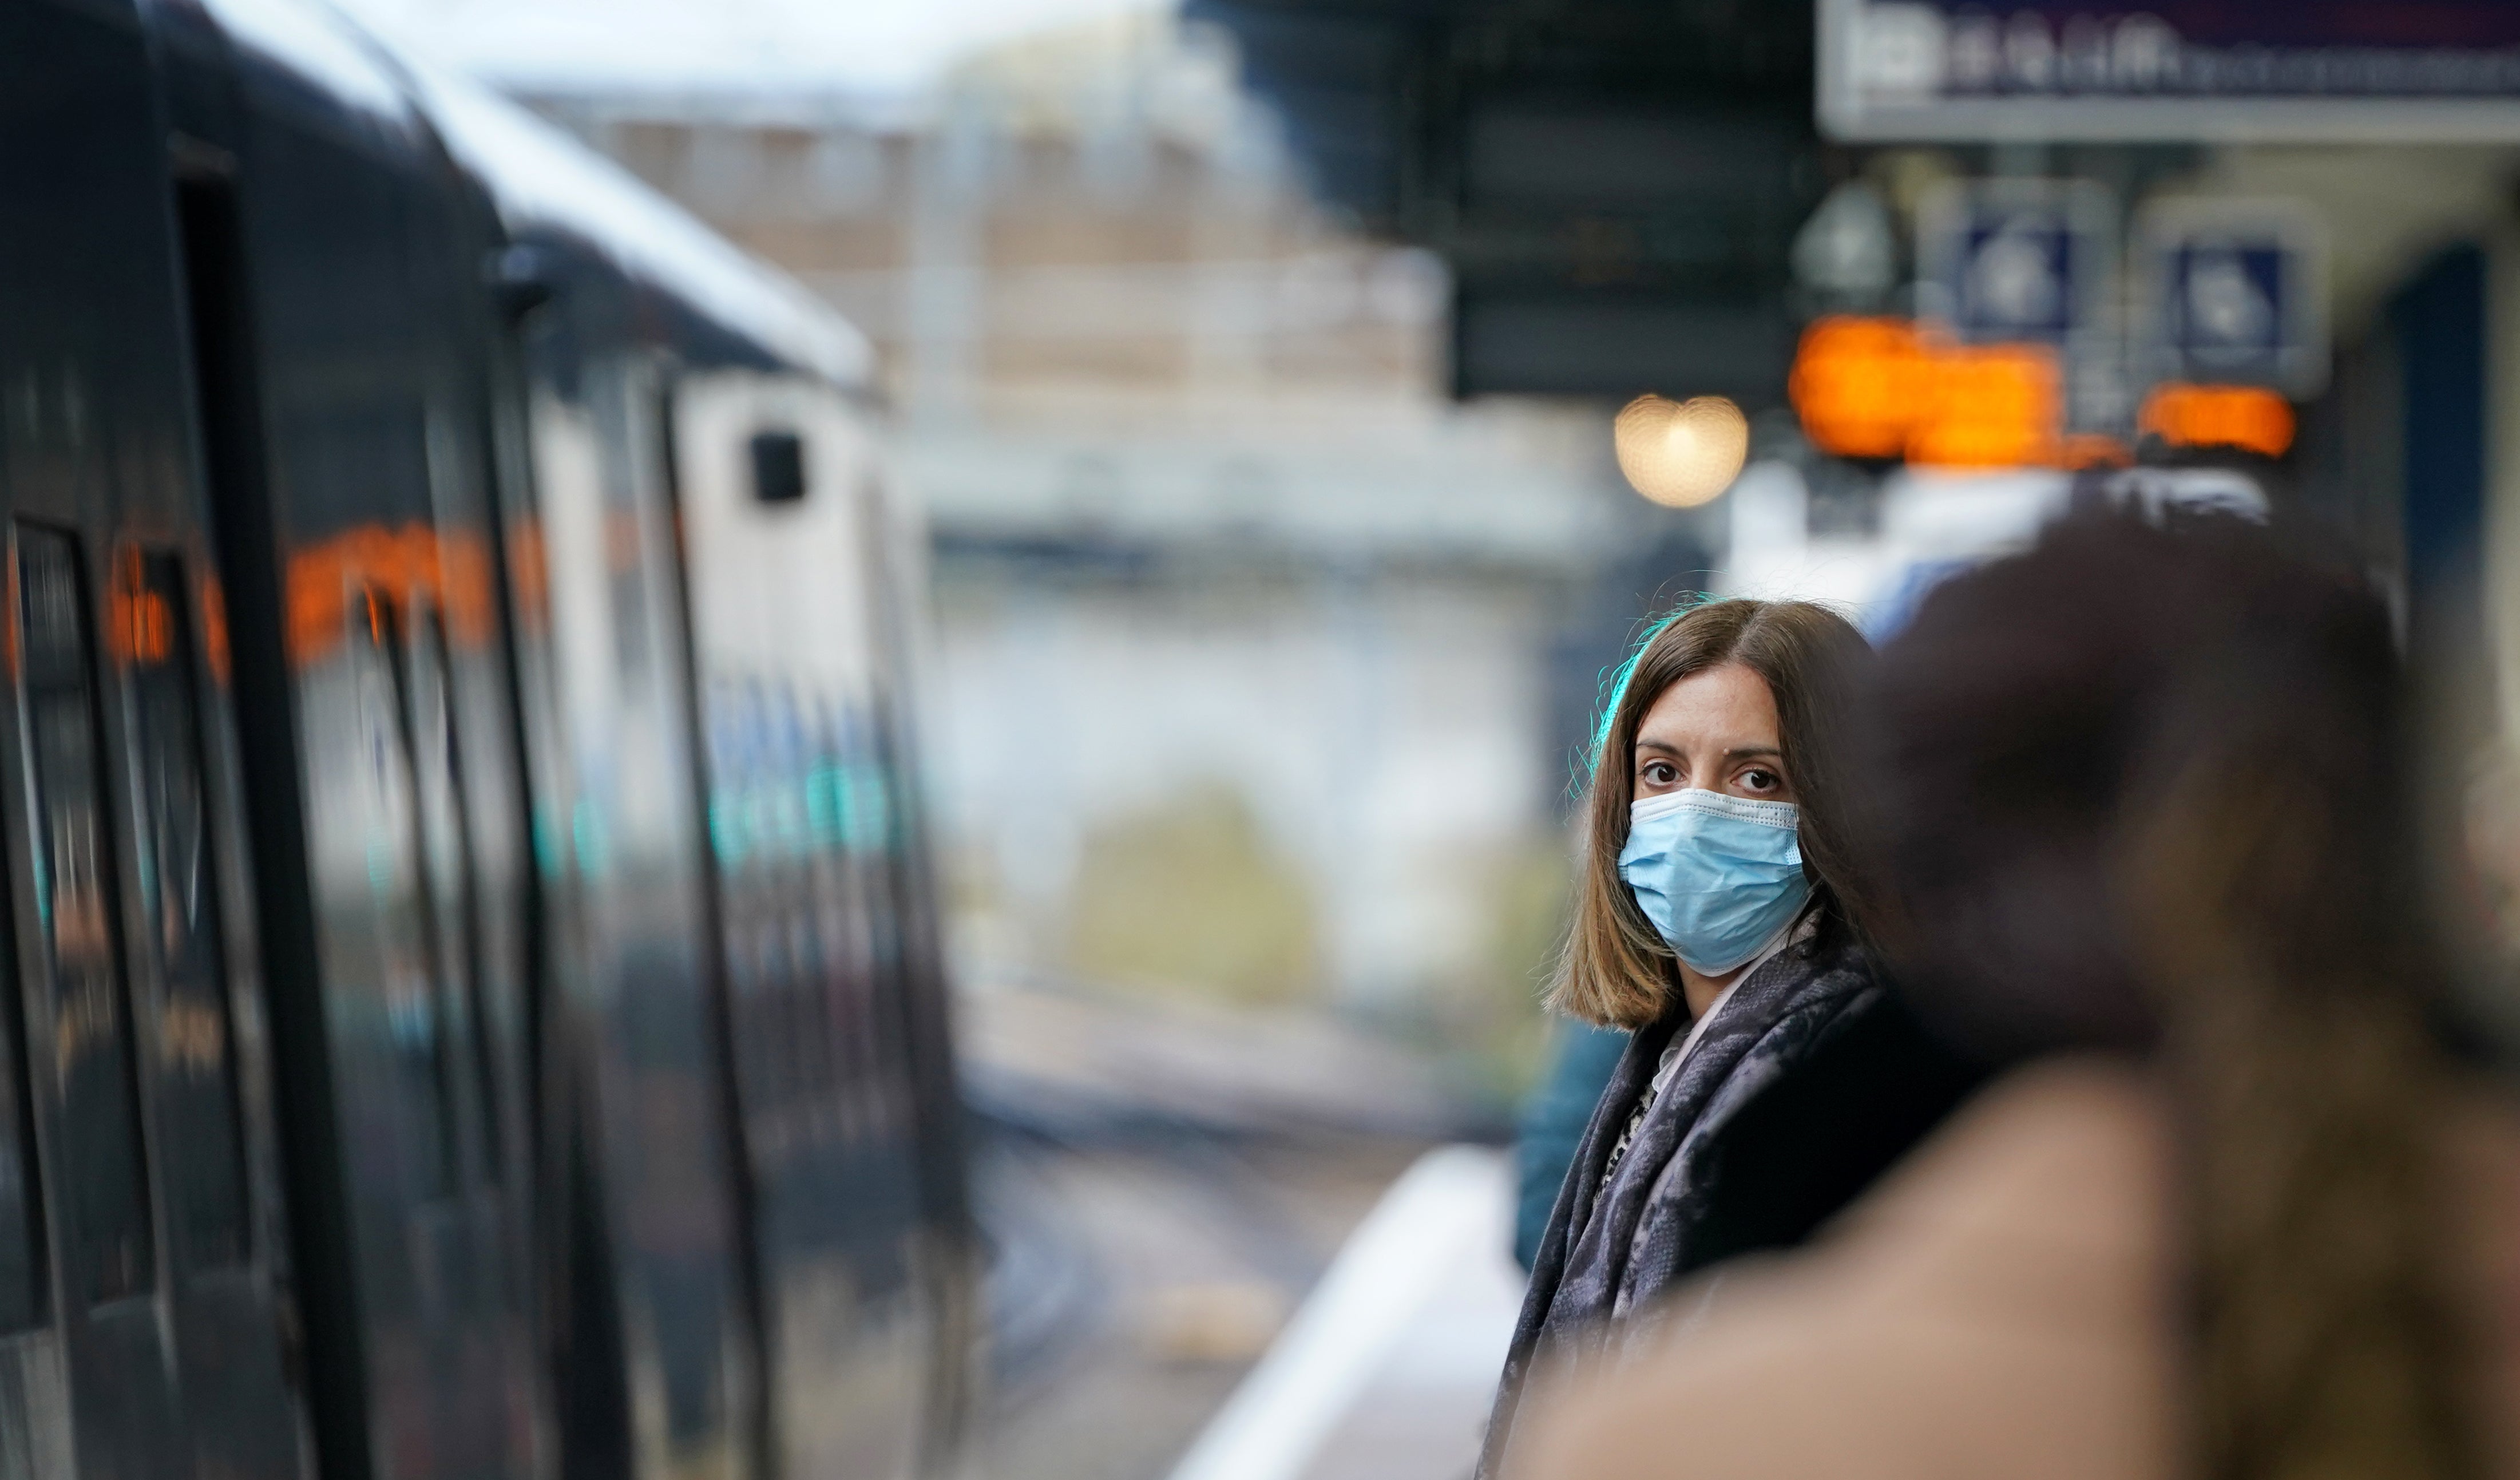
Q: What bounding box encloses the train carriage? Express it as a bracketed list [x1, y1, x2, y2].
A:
[0, 0, 974, 1475]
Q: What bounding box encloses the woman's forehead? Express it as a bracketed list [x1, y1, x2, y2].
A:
[1638, 663, 1778, 747]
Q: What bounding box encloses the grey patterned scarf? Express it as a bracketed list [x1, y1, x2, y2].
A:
[1478, 935, 1880, 1477]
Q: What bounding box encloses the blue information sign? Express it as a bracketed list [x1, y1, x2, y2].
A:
[2138, 200, 2328, 395]
[1918, 179, 2114, 345]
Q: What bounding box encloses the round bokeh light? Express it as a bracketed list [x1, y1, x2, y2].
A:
[1614, 394, 1749, 507]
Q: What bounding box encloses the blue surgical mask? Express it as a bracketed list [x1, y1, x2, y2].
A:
[1618, 788, 1811, 975]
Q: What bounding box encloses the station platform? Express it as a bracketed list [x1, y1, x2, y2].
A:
[1166, 1147, 1526, 1480]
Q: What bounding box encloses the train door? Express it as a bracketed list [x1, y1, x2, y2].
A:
[854, 469, 980, 1471]
[12, 527, 179, 1475]
[154, 17, 541, 1473]
[0, 1, 308, 1476]
[669, 371, 949, 1479]
[513, 332, 764, 1480]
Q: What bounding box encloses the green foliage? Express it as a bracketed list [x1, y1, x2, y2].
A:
[1422, 838, 1572, 1110]
[1064, 783, 1323, 1006]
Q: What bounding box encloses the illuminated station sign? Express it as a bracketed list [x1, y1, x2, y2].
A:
[1789, 318, 2068, 469]
[1797, 6, 2484, 468]
[1766, 3, 2418, 478]
[1785, 186, 2320, 470]
[1820, 1, 2520, 142]
[1788, 316, 2296, 469]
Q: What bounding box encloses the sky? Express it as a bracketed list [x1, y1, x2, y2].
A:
[332, 0, 1168, 98]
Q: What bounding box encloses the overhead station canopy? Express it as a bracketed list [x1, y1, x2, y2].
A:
[1178, 0, 1433, 229]
[1187, 0, 1822, 402]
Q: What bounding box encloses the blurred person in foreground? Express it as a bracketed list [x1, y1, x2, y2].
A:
[1479, 599, 1982, 1476]
[1514, 508, 2520, 1480]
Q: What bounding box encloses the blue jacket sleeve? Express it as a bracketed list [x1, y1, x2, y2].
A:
[1512, 1020, 1629, 1270]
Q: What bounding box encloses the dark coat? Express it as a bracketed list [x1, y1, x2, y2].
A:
[1479, 934, 1982, 1477]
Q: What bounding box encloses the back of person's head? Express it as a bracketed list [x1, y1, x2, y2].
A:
[1863, 508, 2477, 1479]
[1556, 598, 1872, 1030]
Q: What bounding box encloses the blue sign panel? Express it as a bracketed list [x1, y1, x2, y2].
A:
[2138, 200, 2328, 394]
[1919, 180, 2114, 345]
[1954, 211, 2078, 338]
[1821, 0, 2520, 141]
[2166, 243, 2286, 358]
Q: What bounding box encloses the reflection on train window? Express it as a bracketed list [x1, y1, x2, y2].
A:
[404, 604, 498, 1186]
[0, 705, 39, 1325]
[125, 551, 250, 1271]
[348, 587, 458, 1204]
[861, 714, 922, 1146]
[714, 683, 782, 1120]
[17, 525, 154, 1304]
[767, 683, 819, 1114]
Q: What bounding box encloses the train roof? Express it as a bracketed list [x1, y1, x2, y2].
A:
[412, 68, 877, 387]
[195, 0, 877, 390]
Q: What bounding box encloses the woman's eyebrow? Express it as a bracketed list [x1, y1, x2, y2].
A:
[1722, 746, 1782, 759]
[1635, 738, 1685, 757]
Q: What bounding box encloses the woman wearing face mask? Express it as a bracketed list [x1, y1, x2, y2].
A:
[1510, 512, 2520, 1480]
[1476, 598, 1980, 1478]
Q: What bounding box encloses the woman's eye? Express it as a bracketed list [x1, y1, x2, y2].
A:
[1741, 769, 1778, 792]
[1641, 761, 1676, 786]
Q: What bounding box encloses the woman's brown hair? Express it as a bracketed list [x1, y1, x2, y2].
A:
[1551, 598, 1874, 1030]
[1867, 509, 2476, 1480]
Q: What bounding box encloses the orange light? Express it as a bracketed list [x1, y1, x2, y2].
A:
[1907, 342, 2062, 469]
[131, 593, 172, 665]
[283, 522, 498, 668]
[2139, 383, 2296, 458]
[199, 575, 230, 686]
[108, 546, 174, 667]
[1789, 316, 1927, 460]
[1789, 317, 2072, 469]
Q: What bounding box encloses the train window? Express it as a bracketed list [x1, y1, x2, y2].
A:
[124, 550, 250, 1271]
[348, 587, 458, 1205]
[15, 525, 155, 1304]
[403, 604, 498, 1186]
[749, 430, 807, 505]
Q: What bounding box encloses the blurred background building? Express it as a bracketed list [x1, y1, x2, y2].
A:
[505, 14, 1664, 1088]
